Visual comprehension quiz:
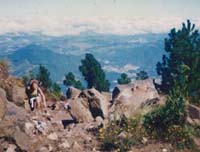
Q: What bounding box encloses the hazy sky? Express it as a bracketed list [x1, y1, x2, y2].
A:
[0, 0, 199, 35]
[0, 0, 199, 19]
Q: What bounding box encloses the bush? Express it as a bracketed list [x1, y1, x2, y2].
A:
[144, 87, 187, 137]
[98, 116, 144, 152]
[166, 125, 194, 150]
[143, 86, 197, 150]
[52, 82, 62, 97]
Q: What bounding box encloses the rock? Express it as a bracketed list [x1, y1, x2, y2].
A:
[188, 104, 200, 119]
[80, 88, 110, 119]
[39, 147, 49, 152]
[0, 100, 26, 138]
[13, 129, 31, 151]
[0, 61, 9, 80]
[96, 116, 103, 123]
[68, 98, 93, 123]
[162, 148, 168, 152]
[11, 85, 26, 106]
[117, 131, 127, 139]
[25, 122, 34, 135]
[71, 141, 82, 152]
[110, 79, 159, 119]
[142, 137, 148, 144]
[59, 140, 71, 148]
[6, 144, 16, 152]
[0, 88, 7, 121]
[47, 132, 58, 140]
[6, 101, 26, 119]
[186, 116, 194, 125]
[66, 87, 81, 99]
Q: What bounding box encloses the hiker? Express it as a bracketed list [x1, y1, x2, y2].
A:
[26, 79, 47, 111]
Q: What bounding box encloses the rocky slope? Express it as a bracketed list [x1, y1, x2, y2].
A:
[1, 61, 198, 152]
[0, 75, 169, 152]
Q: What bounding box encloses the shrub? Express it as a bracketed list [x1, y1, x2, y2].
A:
[143, 87, 187, 137]
[143, 86, 197, 150]
[166, 125, 194, 149]
[98, 116, 144, 152]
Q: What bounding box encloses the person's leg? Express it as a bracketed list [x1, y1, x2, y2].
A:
[34, 99, 38, 109]
[35, 96, 41, 111]
[30, 97, 37, 111]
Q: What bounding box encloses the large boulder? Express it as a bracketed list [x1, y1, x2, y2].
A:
[79, 88, 110, 119]
[11, 85, 26, 106]
[66, 87, 81, 99]
[0, 88, 7, 121]
[68, 98, 93, 123]
[0, 100, 30, 151]
[110, 79, 159, 119]
[0, 61, 9, 80]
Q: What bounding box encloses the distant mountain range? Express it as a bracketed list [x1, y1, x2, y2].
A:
[0, 32, 166, 88]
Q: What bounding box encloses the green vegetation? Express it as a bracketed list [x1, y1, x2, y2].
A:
[117, 73, 131, 84]
[36, 64, 52, 89]
[98, 20, 200, 151]
[143, 86, 192, 149]
[98, 116, 144, 152]
[52, 82, 61, 96]
[144, 20, 200, 150]
[136, 70, 149, 80]
[79, 53, 110, 92]
[157, 20, 200, 98]
[63, 72, 83, 90]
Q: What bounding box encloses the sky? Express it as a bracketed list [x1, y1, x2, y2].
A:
[0, 0, 199, 35]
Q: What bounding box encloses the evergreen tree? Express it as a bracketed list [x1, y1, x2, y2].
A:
[52, 82, 61, 94]
[79, 53, 110, 92]
[36, 65, 52, 88]
[63, 72, 83, 90]
[117, 73, 131, 84]
[157, 20, 200, 96]
[136, 70, 149, 80]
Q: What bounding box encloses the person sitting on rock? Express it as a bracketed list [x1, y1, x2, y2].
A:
[26, 79, 47, 111]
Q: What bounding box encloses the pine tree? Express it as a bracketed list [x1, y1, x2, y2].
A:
[157, 20, 200, 96]
[36, 65, 52, 89]
[79, 53, 110, 92]
[136, 71, 149, 80]
[63, 72, 83, 90]
[117, 73, 131, 84]
[52, 82, 61, 94]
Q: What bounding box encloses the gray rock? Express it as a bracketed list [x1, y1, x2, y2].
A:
[80, 88, 110, 119]
[66, 87, 81, 99]
[71, 141, 82, 152]
[47, 132, 58, 140]
[0, 88, 7, 121]
[68, 98, 93, 123]
[188, 104, 200, 120]
[110, 79, 159, 119]
[11, 85, 26, 106]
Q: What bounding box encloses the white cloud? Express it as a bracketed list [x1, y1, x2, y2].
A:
[103, 64, 139, 74]
[0, 17, 199, 36]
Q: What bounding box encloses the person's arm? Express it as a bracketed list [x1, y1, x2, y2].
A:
[38, 87, 47, 108]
